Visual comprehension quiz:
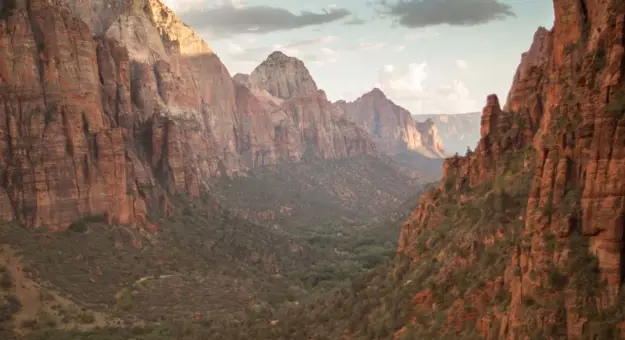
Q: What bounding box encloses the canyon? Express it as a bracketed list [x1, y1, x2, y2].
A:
[194, 0, 625, 338]
[0, 0, 443, 232]
[5, 0, 620, 338]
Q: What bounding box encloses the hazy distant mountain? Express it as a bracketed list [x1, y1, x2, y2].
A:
[415, 112, 481, 155]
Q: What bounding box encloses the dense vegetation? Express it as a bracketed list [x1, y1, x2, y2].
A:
[0, 170, 429, 337]
[209, 155, 424, 229]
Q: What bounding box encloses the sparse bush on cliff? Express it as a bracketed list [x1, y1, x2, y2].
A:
[0, 294, 21, 322]
[568, 228, 604, 300]
[66, 214, 107, 233]
[607, 88, 625, 117]
[44, 102, 57, 126]
[0, 2, 14, 20]
[0, 266, 13, 290]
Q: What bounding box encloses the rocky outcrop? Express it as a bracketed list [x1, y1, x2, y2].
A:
[0, 0, 376, 229]
[418, 112, 481, 155]
[398, 0, 625, 338]
[335, 88, 445, 158]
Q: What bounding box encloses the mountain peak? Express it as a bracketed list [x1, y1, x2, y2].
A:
[249, 51, 318, 99]
[363, 87, 387, 99]
[266, 50, 293, 62]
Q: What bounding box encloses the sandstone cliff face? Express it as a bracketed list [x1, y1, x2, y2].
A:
[398, 0, 625, 338]
[335, 88, 445, 158]
[0, 0, 376, 229]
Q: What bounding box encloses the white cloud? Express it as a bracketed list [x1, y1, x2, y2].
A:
[456, 59, 468, 69]
[375, 62, 479, 114]
[308, 47, 339, 66]
[348, 41, 387, 51]
[394, 45, 406, 52]
[404, 27, 439, 41]
[227, 42, 245, 55]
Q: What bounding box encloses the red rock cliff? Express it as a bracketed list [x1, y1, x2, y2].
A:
[0, 0, 376, 229]
[335, 88, 445, 158]
[398, 0, 625, 338]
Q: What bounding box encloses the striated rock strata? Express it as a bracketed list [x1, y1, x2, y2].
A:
[0, 0, 377, 229]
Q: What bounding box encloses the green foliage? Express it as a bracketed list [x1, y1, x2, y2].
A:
[567, 228, 604, 298]
[554, 114, 570, 132]
[606, 89, 625, 117]
[44, 102, 57, 126]
[0, 2, 14, 20]
[77, 311, 95, 324]
[0, 294, 21, 323]
[564, 43, 579, 55]
[0, 266, 13, 290]
[543, 232, 557, 253]
[210, 155, 423, 229]
[522, 296, 536, 307]
[560, 185, 581, 216]
[546, 265, 567, 290]
[542, 193, 554, 215]
[116, 289, 133, 311]
[67, 214, 107, 232]
[444, 175, 455, 192]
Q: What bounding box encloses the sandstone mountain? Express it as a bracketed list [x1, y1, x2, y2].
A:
[335, 88, 446, 159]
[0, 0, 378, 230]
[417, 112, 481, 155]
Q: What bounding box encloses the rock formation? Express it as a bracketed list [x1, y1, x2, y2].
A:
[398, 0, 625, 337]
[0, 0, 376, 229]
[335, 88, 445, 158]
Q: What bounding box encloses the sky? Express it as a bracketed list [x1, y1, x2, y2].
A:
[162, 0, 554, 115]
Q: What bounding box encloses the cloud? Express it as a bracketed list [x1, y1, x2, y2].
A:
[306, 47, 339, 66]
[404, 27, 439, 41]
[375, 62, 479, 114]
[225, 35, 339, 60]
[174, 3, 351, 38]
[394, 45, 406, 52]
[346, 41, 387, 51]
[455, 59, 468, 69]
[285, 35, 340, 47]
[375, 0, 515, 28]
[344, 16, 366, 25]
[221, 35, 344, 72]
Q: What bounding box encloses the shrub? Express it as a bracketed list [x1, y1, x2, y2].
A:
[67, 214, 107, 232]
[0, 294, 21, 322]
[78, 311, 95, 324]
[117, 289, 133, 311]
[0, 266, 13, 289]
